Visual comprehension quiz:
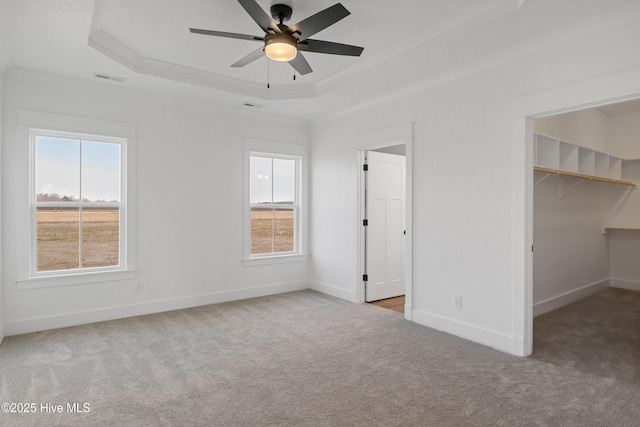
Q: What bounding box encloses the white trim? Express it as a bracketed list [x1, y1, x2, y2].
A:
[309, 281, 357, 303]
[317, 2, 640, 125]
[16, 270, 136, 290]
[412, 309, 515, 354]
[243, 253, 309, 267]
[533, 279, 610, 317]
[243, 139, 308, 156]
[512, 117, 533, 357]
[610, 278, 640, 292]
[27, 129, 132, 281]
[518, 70, 640, 357]
[7, 69, 308, 129]
[355, 123, 413, 313]
[0, 325, 5, 346]
[16, 111, 138, 287]
[18, 110, 136, 139]
[243, 139, 309, 262]
[4, 281, 309, 337]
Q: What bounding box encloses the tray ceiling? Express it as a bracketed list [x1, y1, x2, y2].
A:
[3, 0, 638, 120]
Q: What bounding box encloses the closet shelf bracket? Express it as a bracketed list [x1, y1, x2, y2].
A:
[565, 178, 585, 192]
[534, 172, 551, 186]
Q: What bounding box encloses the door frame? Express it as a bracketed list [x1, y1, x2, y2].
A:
[516, 70, 640, 357]
[355, 123, 413, 320]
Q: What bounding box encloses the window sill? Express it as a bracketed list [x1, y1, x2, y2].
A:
[243, 253, 309, 267]
[16, 269, 137, 290]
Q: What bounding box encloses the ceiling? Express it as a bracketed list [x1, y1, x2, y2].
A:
[1, 0, 640, 120]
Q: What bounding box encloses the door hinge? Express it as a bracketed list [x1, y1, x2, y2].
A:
[363, 219, 368, 226]
[363, 164, 368, 171]
[363, 274, 368, 282]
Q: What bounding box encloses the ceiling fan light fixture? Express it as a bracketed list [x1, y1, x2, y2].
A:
[264, 34, 297, 62]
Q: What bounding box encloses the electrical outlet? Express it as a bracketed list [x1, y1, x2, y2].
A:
[135, 283, 143, 293]
[453, 294, 462, 309]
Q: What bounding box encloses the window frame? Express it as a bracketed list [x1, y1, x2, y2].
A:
[29, 129, 128, 278]
[249, 153, 300, 257]
[243, 139, 309, 265]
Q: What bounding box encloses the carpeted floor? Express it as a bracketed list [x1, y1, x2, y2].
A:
[0, 288, 639, 426]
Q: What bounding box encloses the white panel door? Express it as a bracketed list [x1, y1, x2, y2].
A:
[365, 151, 405, 302]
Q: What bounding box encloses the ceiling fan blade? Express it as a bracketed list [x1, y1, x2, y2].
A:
[231, 47, 265, 67]
[190, 28, 263, 42]
[288, 52, 313, 75]
[299, 39, 364, 56]
[288, 3, 350, 41]
[237, 0, 281, 34]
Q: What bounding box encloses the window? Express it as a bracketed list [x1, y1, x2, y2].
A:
[31, 130, 126, 275]
[249, 154, 299, 256]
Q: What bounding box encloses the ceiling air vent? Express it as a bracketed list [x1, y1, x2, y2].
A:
[94, 72, 127, 83]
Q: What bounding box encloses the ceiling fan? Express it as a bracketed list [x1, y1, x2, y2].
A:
[189, 0, 364, 75]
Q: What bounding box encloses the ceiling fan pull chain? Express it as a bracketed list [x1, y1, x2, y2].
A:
[267, 58, 270, 88]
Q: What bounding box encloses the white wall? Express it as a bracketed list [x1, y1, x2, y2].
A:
[310, 8, 640, 354]
[609, 112, 640, 159]
[533, 109, 611, 153]
[1, 71, 310, 335]
[532, 177, 611, 316]
[608, 159, 640, 290]
[609, 229, 640, 291]
[0, 74, 4, 344]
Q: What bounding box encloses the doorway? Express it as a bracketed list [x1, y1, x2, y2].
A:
[524, 97, 640, 356]
[363, 148, 406, 304]
[355, 123, 413, 319]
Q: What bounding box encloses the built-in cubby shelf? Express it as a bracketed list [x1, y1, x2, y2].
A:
[534, 133, 635, 188]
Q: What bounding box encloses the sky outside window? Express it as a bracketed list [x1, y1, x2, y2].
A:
[250, 156, 295, 204]
[36, 135, 121, 202]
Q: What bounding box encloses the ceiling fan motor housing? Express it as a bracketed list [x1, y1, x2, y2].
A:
[270, 4, 293, 23]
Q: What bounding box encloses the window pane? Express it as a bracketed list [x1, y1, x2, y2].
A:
[273, 208, 294, 252]
[82, 141, 121, 202]
[250, 156, 272, 204]
[273, 158, 295, 203]
[35, 136, 80, 202]
[251, 207, 273, 254]
[37, 207, 79, 271]
[82, 207, 120, 268]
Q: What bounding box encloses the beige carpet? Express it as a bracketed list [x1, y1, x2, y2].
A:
[0, 288, 639, 426]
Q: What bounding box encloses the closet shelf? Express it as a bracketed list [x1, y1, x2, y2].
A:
[534, 167, 636, 187]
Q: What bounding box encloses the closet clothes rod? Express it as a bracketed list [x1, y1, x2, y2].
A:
[533, 167, 636, 187]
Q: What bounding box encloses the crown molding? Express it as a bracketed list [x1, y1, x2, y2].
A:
[87, 0, 525, 102]
[4, 68, 311, 128]
[315, 0, 525, 94]
[313, 0, 640, 125]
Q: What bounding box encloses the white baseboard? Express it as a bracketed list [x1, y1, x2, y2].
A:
[533, 279, 609, 317]
[309, 281, 357, 303]
[404, 304, 412, 321]
[510, 335, 529, 357]
[0, 324, 5, 347]
[4, 281, 308, 337]
[610, 278, 640, 291]
[412, 309, 515, 355]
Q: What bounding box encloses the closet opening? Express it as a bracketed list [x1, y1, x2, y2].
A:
[530, 98, 640, 365]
